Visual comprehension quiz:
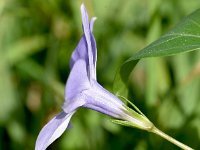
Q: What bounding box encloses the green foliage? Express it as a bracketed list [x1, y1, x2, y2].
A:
[114, 8, 200, 98]
[0, 0, 200, 150]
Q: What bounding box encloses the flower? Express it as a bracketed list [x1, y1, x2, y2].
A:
[35, 4, 152, 150]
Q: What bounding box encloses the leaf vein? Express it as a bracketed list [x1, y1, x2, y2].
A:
[148, 34, 200, 49]
[190, 20, 200, 28]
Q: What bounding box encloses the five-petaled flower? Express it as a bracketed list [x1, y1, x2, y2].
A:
[35, 4, 151, 150]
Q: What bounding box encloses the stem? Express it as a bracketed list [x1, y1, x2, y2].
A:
[151, 127, 194, 150]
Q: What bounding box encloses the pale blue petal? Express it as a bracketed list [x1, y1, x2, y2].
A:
[35, 111, 75, 150]
[70, 35, 88, 69]
[90, 17, 97, 32]
[89, 17, 97, 67]
[70, 8, 97, 79]
[81, 4, 96, 80]
[90, 33, 97, 79]
[64, 59, 90, 113]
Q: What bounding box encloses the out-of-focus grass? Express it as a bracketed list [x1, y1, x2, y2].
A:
[0, 0, 199, 149]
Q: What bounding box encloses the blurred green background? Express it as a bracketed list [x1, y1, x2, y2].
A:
[0, 0, 200, 149]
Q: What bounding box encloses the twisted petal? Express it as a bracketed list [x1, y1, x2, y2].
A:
[65, 4, 98, 112]
[70, 17, 97, 71]
[81, 4, 96, 80]
[90, 29, 97, 79]
[35, 111, 75, 150]
[64, 59, 90, 113]
[90, 17, 97, 32]
[70, 36, 88, 69]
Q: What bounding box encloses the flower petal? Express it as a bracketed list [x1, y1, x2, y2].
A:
[81, 4, 96, 80]
[70, 35, 88, 69]
[64, 59, 90, 113]
[35, 111, 75, 150]
[90, 17, 97, 32]
[90, 32, 97, 79]
[70, 5, 97, 79]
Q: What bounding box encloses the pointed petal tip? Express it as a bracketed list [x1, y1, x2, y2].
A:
[80, 3, 86, 14]
[90, 17, 97, 32]
[81, 3, 85, 8]
[35, 111, 75, 150]
[91, 17, 97, 22]
[80, 3, 90, 32]
[80, 4, 97, 22]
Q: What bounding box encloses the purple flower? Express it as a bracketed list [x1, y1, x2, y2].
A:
[35, 4, 151, 150]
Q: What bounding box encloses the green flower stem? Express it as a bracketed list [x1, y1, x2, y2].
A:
[150, 126, 194, 150]
[115, 96, 194, 149]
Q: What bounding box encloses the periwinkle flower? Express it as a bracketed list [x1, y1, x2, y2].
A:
[35, 4, 152, 150]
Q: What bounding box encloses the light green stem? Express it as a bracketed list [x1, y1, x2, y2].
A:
[116, 96, 194, 150]
[151, 127, 194, 150]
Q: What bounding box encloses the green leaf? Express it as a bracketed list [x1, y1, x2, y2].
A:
[113, 9, 200, 97]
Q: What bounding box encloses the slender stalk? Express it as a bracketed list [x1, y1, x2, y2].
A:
[151, 127, 194, 150]
[117, 94, 194, 150]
